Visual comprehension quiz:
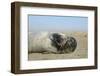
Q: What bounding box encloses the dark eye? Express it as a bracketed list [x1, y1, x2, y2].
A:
[56, 38, 60, 42]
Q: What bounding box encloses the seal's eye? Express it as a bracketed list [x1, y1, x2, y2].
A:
[52, 33, 62, 43]
[57, 38, 63, 43]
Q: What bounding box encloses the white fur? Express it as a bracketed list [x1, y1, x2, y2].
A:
[28, 32, 57, 53]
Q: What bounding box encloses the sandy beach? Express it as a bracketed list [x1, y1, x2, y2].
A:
[28, 32, 88, 60]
